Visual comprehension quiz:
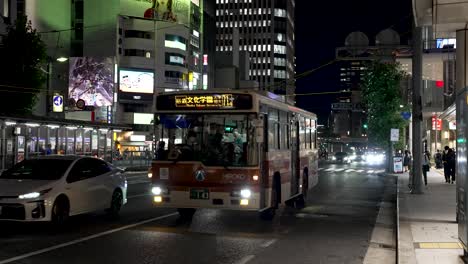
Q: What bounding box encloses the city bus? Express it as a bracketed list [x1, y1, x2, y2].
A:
[149, 90, 318, 220]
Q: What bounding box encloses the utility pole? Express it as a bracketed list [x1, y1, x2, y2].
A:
[411, 26, 423, 194]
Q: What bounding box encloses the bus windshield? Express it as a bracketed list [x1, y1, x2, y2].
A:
[155, 114, 258, 167]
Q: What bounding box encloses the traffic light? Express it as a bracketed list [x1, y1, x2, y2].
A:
[363, 124, 368, 129]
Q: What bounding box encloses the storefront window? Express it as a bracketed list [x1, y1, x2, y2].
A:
[76, 129, 83, 154]
[27, 127, 39, 157]
[49, 127, 58, 154]
[38, 127, 47, 154]
[57, 127, 66, 154]
[66, 128, 76, 154]
[91, 130, 98, 156]
[84, 129, 92, 154]
[98, 129, 106, 159]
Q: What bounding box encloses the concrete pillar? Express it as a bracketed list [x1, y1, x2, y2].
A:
[456, 29, 468, 250]
[411, 26, 424, 194]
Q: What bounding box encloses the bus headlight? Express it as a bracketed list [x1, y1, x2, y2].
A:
[240, 189, 251, 198]
[152, 186, 162, 195]
[252, 175, 259, 181]
[148, 172, 153, 178]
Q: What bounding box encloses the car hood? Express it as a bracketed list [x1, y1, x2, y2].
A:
[0, 179, 57, 197]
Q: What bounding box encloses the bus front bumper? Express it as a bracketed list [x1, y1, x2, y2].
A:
[152, 190, 261, 211]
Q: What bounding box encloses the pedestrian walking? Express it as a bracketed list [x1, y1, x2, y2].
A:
[447, 148, 456, 184]
[442, 146, 456, 183]
[434, 150, 443, 169]
[422, 151, 431, 186]
[403, 150, 411, 172]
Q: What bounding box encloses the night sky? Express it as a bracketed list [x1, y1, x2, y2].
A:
[295, 0, 412, 124]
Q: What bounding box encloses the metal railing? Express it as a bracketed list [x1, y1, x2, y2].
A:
[112, 151, 153, 168]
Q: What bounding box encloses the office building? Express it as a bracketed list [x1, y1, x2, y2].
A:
[1, 0, 206, 152]
[215, 0, 295, 98]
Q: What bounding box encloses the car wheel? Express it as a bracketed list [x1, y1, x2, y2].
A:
[259, 208, 276, 221]
[107, 190, 123, 217]
[177, 208, 196, 220]
[52, 196, 70, 226]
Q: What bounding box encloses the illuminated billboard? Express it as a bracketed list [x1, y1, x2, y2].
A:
[120, 0, 191, 26]
[119, 69, 154, 94]
[68, 57, 114, 107]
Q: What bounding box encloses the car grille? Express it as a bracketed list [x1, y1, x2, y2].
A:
[0, 203, 26, 220]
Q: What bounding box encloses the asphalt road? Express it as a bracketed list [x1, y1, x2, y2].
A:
[0, 161, 394, 264]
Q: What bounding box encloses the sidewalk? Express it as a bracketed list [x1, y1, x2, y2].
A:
[397, 169, 463, 264]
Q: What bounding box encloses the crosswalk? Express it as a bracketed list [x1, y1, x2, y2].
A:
[317, 168, 385, 174]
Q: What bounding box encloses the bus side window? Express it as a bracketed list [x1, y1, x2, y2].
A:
[268, 108, 279, 150]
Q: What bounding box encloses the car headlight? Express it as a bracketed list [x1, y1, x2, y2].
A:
[18, 188, 51, 199]
[151, 186, 162, 195]
[240, 189, 251, 198]
[332, 157, 336, 160]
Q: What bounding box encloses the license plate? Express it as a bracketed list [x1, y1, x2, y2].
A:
[190, 189, 209, 200]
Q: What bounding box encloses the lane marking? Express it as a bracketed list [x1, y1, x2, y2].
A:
[318, 168, 324, 171]
[260, 239, 277, 248]
[376, 170, 385, 174]
[325, 168, 334, 172]
[345, 169, 354, 172]
[356, 170, 364, 173]
[235, 255, 256, 264]
[0, 213, 178, 264]
[334, 168, 345, 172]
[367, 170, 375, 174]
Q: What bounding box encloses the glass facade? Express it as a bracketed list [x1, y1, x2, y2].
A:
[0, 119, 126, 171]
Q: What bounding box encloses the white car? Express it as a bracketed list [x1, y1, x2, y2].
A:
[0, 156, 127, 223]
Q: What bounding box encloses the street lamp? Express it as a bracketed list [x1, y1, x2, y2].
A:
[56, 57, 68, 62]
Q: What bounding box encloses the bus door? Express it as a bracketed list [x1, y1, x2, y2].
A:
[290, 120, 300, 195]
[259, 113, 268, 209]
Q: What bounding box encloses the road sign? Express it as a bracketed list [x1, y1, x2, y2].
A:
[53, 95, 63, 112]
[390, 128, 399, 142]
[401, 111, 411, 120]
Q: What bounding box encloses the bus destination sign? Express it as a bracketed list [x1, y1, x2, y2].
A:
[157, 93, 253, 110]
[175, 94, 234, 108]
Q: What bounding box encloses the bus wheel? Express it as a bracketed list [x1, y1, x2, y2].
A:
[177, 208, 196, 220]
[259, 208, 276, 221]
[294, 196, 306, 209]
[302, 168, 309, 200]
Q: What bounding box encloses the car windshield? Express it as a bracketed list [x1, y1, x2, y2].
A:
[155, 114, 258, 167]
[1, 159, 73, 180]
[335, 152, 347, 157]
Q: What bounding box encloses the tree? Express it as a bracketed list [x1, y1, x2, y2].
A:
[0, 16, 47, 115]
[362, 61, 408, 168]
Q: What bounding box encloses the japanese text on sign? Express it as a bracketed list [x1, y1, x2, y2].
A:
[175, 94, 234, 108]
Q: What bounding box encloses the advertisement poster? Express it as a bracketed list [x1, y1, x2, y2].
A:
[119, 69, 154, 94]
[17, 136, 25, 153]
[69, 57, 114, 107]
[7, 140, 13, 153]
[120, 0, 191, 26]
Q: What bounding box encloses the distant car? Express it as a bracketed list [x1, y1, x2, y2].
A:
[0, 156, 127, 223]
[334, 152, 350, 163]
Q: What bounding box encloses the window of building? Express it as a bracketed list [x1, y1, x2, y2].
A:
[165, 34, 187, 51]
[124, 49, 152, 57]
[165, 53, 186, 66]
[274, 8, 287, 17]
[125, 30, 151, 39]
